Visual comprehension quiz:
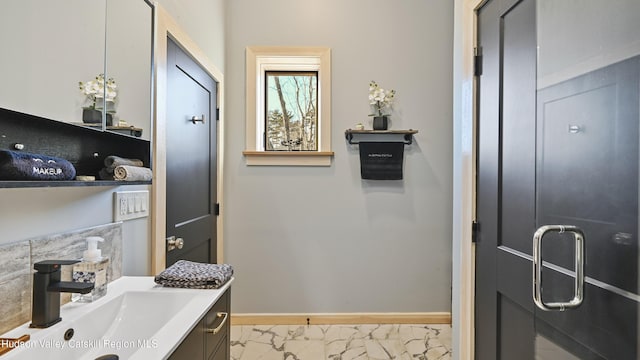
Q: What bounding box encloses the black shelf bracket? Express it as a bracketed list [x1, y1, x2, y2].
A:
[344, 129, 418, 145]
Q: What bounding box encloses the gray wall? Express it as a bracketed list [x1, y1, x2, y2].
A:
[225, 0, 454, 313]
[0, 185, 150, 276]
[156, 0, 226, 71]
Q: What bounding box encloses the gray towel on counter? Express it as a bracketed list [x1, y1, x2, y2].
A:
[155, 260, 234, 289]
[104, 155, 144, 172]
[113, 165, 152, 181]
[0, 149, 76, 180]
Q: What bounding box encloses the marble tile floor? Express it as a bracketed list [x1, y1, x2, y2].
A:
[231, 324, 451, 360]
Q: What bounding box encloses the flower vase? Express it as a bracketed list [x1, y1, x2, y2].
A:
[82, 108, 114, 126]
[93, 97, 116, 113]
[373, 116, 389, 130]
[82, 108, 102, 124]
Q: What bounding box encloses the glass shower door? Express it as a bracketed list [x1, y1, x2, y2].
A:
[534, 1, 640, 358]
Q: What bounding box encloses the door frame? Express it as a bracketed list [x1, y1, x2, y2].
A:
[453, 0, 485, 359]
[150, 5, 225, 274]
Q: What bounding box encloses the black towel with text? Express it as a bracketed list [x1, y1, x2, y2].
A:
[358, 142, 404, 180]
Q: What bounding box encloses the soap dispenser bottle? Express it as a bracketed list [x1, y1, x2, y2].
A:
[72, 236, 110, 302]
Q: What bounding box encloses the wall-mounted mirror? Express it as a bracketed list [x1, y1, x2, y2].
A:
[0, 0, 153, 141]
[105, 0, 153, 140]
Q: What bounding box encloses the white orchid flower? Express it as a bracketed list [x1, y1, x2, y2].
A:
[368, 81, 396, 116]
[80, 73, 118, 109]
[106, 89, 117, 101]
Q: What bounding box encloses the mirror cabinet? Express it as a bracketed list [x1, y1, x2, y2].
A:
[0, 0, 154, 187]
[0, 0, 153, 140]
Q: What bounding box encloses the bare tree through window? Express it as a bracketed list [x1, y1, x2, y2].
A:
[265, 71, 318, 151]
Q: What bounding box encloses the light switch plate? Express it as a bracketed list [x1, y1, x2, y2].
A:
[113, 191, 149, 221]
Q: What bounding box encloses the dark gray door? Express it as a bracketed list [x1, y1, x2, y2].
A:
[475, 0, 639, 359]
[166, 37, 217, 267]
[476, 1, 537, 358]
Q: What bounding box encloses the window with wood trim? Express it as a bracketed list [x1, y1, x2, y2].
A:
[244, 46, 333, 166]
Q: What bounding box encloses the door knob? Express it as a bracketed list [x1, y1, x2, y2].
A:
[166, 236, 184, 252]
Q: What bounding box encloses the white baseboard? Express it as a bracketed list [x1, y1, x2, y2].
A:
[231, 312, 452, 326]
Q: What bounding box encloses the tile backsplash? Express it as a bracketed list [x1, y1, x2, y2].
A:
[0, 241, 30, 334]
[0, 222, 122, 334]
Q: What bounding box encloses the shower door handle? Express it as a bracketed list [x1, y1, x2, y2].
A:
[533, 225, 585, 311]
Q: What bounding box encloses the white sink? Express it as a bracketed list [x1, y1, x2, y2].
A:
[1, 276, 232, 360]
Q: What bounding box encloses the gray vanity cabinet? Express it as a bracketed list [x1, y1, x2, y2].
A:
[204, 290, 230, 360]
[168, 289, 230, 360]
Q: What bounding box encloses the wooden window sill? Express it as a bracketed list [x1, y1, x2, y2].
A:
[242, 151, 334, 166]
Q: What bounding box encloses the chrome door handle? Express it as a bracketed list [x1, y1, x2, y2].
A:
[191, 114, 205, 124]
[533, 225, 585, 311]
[166, 236, 184, 252]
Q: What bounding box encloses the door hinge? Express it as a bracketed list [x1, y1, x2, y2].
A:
[471, 220, 478, 243]
[214, 203, 220, 216]
[474, 47, 483, 77]
[215, 108, 220, 121]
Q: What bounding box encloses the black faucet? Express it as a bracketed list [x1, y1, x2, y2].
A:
[30, 260, 95, 328]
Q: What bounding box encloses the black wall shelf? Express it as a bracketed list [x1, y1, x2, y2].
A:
[0, 180, 151, 188]
[344, 129, 419, 145]
[0, 107, 151, 188]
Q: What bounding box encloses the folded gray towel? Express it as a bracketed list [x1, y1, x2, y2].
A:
[113, 165, 152, 181]
[104, 156, 144, 172]
[0, 149, 76, 181]
[155, 260, 234, 289]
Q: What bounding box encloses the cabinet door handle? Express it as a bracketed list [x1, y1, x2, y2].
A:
[206, 312, 228, 335]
